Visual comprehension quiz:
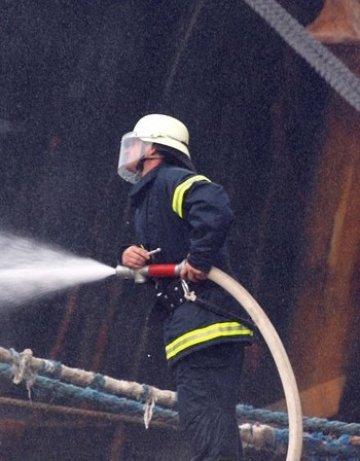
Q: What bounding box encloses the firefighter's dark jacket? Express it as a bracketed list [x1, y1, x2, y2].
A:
[129, 163, 253, 366]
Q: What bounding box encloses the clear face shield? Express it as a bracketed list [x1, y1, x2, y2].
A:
[118, 132, 153, 183]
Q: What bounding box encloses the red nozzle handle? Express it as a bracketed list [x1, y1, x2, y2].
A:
[146, 264, 181, 278]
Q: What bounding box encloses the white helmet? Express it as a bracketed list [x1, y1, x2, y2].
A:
[118, 114, 194, 183]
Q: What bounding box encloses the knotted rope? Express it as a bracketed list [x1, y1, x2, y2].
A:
[0, 346, 175, 429]
[1, 347, 360, 460]
[9, 348, 36, 398]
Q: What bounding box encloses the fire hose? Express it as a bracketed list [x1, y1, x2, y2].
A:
[115, 262, 303, 461]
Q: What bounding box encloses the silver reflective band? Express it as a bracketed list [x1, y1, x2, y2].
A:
[165, 322, 253, 360]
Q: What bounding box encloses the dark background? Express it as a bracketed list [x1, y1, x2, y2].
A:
[4, 1, 357, 460]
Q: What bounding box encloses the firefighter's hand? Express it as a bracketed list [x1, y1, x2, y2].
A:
[122, 245, 150, 269]
[180, 261, 207, 282]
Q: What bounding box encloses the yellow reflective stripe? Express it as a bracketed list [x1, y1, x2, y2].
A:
[165, 322, 253, 360]
[172, 175, 211, 218]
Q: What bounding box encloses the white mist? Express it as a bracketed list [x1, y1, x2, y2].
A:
[0, 232, 115, 308]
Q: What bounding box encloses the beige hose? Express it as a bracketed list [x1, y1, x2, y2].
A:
[208, 267, 303, 461]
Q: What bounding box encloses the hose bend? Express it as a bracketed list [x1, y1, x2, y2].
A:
[208, 267, 303, 461]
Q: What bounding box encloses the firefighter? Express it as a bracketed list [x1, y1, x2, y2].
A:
[119, 113, 253, 461]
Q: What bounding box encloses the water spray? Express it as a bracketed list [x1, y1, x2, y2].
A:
[0, 232, 115, 308]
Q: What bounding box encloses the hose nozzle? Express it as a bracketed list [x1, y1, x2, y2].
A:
[115, 261, 184, 283]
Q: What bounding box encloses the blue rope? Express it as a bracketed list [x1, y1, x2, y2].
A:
[1, 363, 360, 459]
[237, 404, 360, 436]
[33, 376, 179, 428]
[89, 373, 106, 391]
[274, 430, 360, 461]
[0, 364, 179, 428]
[2, 359, 359, 436]
[39, 360, 63, 380]
[141, 384, 152, 402]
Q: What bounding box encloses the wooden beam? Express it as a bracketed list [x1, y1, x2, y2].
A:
[288, 76, 360, 416]
[0, 396, 120, 429]
[110, 424, 126, 461]
[266, 375, 347, 418]
[50, 287, 79, 360]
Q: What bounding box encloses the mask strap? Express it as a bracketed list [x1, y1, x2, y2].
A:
[136, 153, 163, 172]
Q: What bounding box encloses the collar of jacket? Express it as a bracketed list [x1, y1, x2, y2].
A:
[129, 164, 165, 201]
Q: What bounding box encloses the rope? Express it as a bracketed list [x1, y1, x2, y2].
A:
[9, 348, 35, 399]
[0, 360, 359, 460]
[0, 363, 178, 428]
[238, 404, 360, 437]
[241, 0, 360, 112]
[0, 346, 177, 409]
[0, 348, 360, 461]
[142, 384, 156, 429]
[2, 347, 360, 436]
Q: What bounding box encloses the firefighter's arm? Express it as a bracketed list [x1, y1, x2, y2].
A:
[182, 181, 234, 272]
[168, 170, 234, 272]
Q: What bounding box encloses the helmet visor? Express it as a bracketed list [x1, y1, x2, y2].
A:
[118, 132, 152, 183]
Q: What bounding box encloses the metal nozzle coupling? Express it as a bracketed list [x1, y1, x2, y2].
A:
[115, 265, 148, 283]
